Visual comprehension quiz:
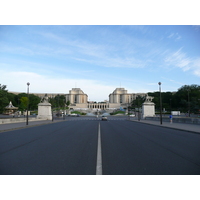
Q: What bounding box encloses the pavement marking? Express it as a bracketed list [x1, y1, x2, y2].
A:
[67, 118, 127, 121]
[96, 122, 102, 175]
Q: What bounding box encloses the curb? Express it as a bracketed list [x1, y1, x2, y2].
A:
[130, 120, 200, 134]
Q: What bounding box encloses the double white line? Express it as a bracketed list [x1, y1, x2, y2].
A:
[96, 122, 102, 175]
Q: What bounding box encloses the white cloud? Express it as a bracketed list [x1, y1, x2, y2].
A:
[161, 77, 184, 85]
[167, 33, 181, 41]
[165, 48, 191, 70]
[0, 70, 115, 102]
[167, 33, 174, 38]
[193, 58, 200, 76]
[36, 31, 147, 69]
[164, 48, 200, 77]
[73, 55, 145, 69]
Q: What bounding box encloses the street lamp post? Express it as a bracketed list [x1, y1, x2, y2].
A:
[187, 89, 190, 117]
[158, 82, 162, 125]
[170, 99, 172, 113]
[52, 99, 54, 122]
[26, 82, 30, 125]
[137, 96, 140, 121]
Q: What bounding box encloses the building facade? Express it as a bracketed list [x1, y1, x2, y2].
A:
[66, 87, 147, 111]
[10, 88, 147, 111]
[109, 88, 146, 104]
[66, 88, 88, 105]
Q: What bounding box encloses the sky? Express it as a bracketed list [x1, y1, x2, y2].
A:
[0, 25, 200, 102]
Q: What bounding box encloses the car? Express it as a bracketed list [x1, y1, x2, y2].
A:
[70, 113, 77, 117]
[129, 114, 135, 117]
[102, 116, 107, 121]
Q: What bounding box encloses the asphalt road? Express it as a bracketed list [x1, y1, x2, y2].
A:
[0, 116, 200, 175]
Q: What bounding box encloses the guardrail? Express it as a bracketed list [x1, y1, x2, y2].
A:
[145, 116, 200, 125]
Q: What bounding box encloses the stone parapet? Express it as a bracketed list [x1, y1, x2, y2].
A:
[0, 117, 45, 124]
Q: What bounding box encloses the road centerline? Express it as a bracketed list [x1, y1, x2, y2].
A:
[96, 122, 102, 175]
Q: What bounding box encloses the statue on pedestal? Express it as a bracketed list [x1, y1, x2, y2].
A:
[40, 94, 49, 103]
[142, 95, 155, 118]
[145, 95, 153, 102]
[37, 94, 52, 120]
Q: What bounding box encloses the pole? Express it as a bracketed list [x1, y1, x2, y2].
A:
[170, 99, 172, 113]
[188, 89, 190, 117]
[52, 105, 54, 122]
[137, 97, 140, 121]
[158, 82, 162, 125]
[26, 82, 30, 125]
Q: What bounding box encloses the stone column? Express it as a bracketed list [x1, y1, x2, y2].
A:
[110, 94, 114, 103]
[70, 94, 74, 104]
[114, 94, 117, 103]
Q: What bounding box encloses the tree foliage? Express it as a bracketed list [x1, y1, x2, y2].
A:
[0, 84, 9, 113]
[49, 95, 66, 109]
[20, 97, 28, 110]
[148, 84, 200, 113]
[173, 84, 200, 113]
[130, 95, 146, 110]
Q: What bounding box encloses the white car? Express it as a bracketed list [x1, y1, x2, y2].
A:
[70, 113, 77, 117]
[102, 116, 107, 121]
[129, 114, 135, 117]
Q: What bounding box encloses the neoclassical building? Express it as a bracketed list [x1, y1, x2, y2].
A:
[66, 88, 147, 111]
[66, 88, 88, 105]
[11, 87, 147, 111]
[109, 88, 146, 106]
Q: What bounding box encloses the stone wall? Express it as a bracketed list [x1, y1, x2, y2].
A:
[0, 117, 45, 124]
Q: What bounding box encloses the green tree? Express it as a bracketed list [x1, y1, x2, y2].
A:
[50, 95, 66, 109]
[131, 95, 146, 111]
[7, 92, 17, 106]
[29, 94, 40, 110]
[66, 100, 70, 109]
[0, 84, 9, 113]
[148, 84, 200, 114]
[173, 84, 200, 114]
[20, 97, 28, 111]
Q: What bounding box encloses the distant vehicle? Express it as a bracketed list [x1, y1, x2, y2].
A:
[70, 113, 77, 117]
[102, 116, 107, 121]
[171, 111, 180, 116]
[129, 114, 135, 117]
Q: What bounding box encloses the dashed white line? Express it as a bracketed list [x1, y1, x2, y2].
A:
[96, 122, 102, 175]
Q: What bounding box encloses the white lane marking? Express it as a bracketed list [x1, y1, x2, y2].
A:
[96, 122, 102, 175]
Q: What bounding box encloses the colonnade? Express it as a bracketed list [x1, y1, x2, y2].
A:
[87, 103, 109, 109]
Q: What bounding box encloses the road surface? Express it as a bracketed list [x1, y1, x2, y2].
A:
[0, 116, 200, 175]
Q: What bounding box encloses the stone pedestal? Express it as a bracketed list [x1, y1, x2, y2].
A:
[142, 101, 155, 118]
[142, 95, 155, 118]
[37, 102, 52, 120]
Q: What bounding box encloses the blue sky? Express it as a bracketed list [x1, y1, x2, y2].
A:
[0, 25, 200, 101]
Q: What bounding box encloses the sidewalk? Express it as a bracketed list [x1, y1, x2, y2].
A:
[0, 119, 63, 132]
[131, 119, 200, 134]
